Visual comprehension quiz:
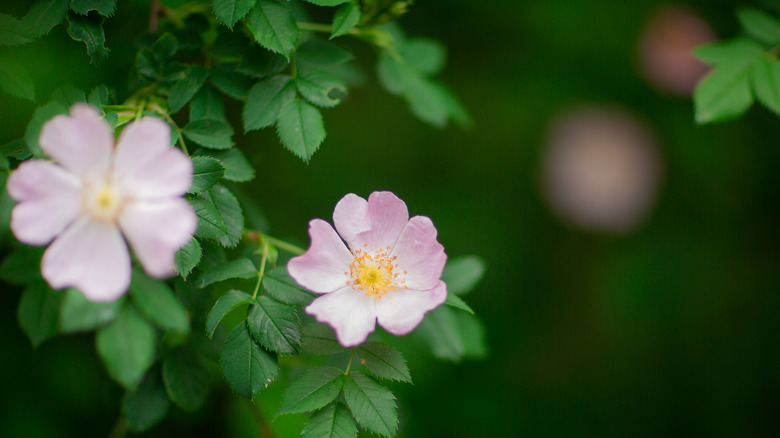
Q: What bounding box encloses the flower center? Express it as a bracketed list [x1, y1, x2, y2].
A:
[84, 180, 125, 223]
[347, 244, 407, 299]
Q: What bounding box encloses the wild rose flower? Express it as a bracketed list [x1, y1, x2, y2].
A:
[7, 104, 196, 301]
[288, 191, 447, 347]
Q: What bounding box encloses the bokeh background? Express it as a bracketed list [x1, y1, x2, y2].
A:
[1, 0, 779, 436]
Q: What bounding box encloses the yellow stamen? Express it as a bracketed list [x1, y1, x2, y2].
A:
[347, 244, 404, 299]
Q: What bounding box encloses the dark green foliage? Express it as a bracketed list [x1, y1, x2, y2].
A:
[220, 323, 279, 398]
[278, 367, 345, 414]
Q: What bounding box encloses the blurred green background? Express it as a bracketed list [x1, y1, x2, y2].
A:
[2, 0, 779, 436]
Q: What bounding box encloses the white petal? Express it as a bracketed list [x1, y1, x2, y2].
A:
[42, 217, 131, 302]
[288, 219, 353, 294]
[39, 104, 113, 176]
[119, 198, 197, 279]
[375, 281, 447, 336]
[114, 117, 192, 198]
[305, 287, 377, 347]
[7, 160, 82, 245]
[333, 191, 409, 252]
[390, 215, 447, 290]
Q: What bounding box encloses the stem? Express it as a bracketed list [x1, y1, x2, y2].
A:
[159, 111, 190, 156]
[107, 417, 128, 438]
[248, 398, 275, 438]
[297, 22, 334, 33]
[344, 347, 357, 375]
[252, 241, 269, 300]
[262, 235, 305, 255]
[149, 0, 160, 32]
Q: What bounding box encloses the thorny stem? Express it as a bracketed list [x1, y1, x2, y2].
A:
[344, 347, 357, 375]
[252, 240, 270, 300]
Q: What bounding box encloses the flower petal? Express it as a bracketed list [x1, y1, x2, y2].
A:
[39, 104, 113, 175]
[391, 215, 447, 290]
[114, 117, 192, 199]
[305, 287, 377, 347]
[288, 219, 354, 293]
[333, 191, 408, 252]
[119, 198, 197, 279]
[7, 160, 82, 245]
[375, 281, 447, 336]
[41, 217, 131, 302]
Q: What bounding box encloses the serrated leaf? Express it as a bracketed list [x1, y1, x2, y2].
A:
[163, 347, 210, 412]
[296, 70, 346, 107]
[694, 62, 755, 124]
[738, 8, 780, 46]
[211, 184, 244, 247]
[88, 84, 110, 108]
[304, 0, 349, 5]
[343, 371, 397, 437]
[357, 342, 410, 383]
[190, 155, 225, 194]
[169, 65, 209, 114]
[70, 0, 117, 16]
[247, 0, 299, 59]
[122, 366, 170, 432]
[59, 289, 124, 333]
[205, 148, 255, 182]
[66, 12, 109, 64]
[213, 0, 256, 28]
[444, 292, 474, 314]
[51, 85, 86, 107]
[0, 245, 44, 285]
[129, 268, 190, 333]
[198, 258, 257, 288]
[183, 118, 234, 149]
[206, 289, 253, 337]
[302, 323, 344, 354]
[25, 101, 68, 156]
[96, 304, 156, 389]
[190, 191, 228, 239]
[175, 238, 202, 280]
[244, 75, 295, 130]
[221, 323, 279, 398]
[301, 403, 357, 438]
[211, 63, 253, 100]
[17, 282, 61, 348]
[276, 97, 325, 161]
[331, 2, 360, 39]
[279, 367, 344, 414]
[247, 296, 302, 354]
[694, 38, 765, 66]
[23, 0, 69, 37]
[262, 266, 315, 306]
[441, 255, 485, 295]
[190, 86, 226, 121]
[0, 13, 34, 46]
[751, 56, 780, 115]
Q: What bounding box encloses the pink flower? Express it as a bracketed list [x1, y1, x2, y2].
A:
[288, 191, 447, 347]
[7, 104, 197, 301]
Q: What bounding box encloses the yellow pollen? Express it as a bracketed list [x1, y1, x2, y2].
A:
[347, 244, 405, 300]
[96, 187, 117, 209]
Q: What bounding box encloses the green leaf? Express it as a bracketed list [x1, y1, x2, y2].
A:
[694, 62, 755, 124]
[296, 39, 352, 67]
[70, 0, 117, 16]
[162, 347, 210, 412]
[197, 258, 257, 288]
[278, 367, 344, 414]
[301, 403, 357, 438]
[213, 0, 256, 28]
[302, 323, 344, 354]
[413, 306, 487, 362]
[331, 2, 360, 39]
[88, 84, 111, 108]
[444, 292, 474, 314]
[220, 323, 279, 398]
[737, 8, 780, 46]
[22, 0, 69, 37]
[211, 63, 253, 100]
[357, 342, 410, 383]
[96, 304, 157, 389]
[24, 101, 68, 156]
[247, 296, 302, 354]
[183, 118, 234, 149]
[0, 245, 44, 285]
[211, 184, 244, 247]
[66, 12, 109, 64]
[244, 75, 295, 130]
[129, 268, 190, 333]
[751, 57, 780, 115]
[403, 38, 446, 76]
[205, 148, 255, 182]
[175, 237, 202, 279]
[206, 289, 253, 338]
[262, 266, 315, 306]
[441, 255, 485, 295]
[190, 86, 226, 121]
[0, 137, 32, 160]
[190, 191, 229, 239]
[169, 65, 209, 114]
[343, 371, 397, 438]
[247, 0, 299, 59]
[276, 97, 325, 161]
[304, 0, 349, 6]
[694, 38, 765, 66]
[51, 85, 86, 107]
[17, 282, 61, 348]
[122, 366, 170, 432]
[0, 13, 34, 46]
[59, 289, 123, 333]
[296, 70, 346, 107]
[190, 155, 226, 194]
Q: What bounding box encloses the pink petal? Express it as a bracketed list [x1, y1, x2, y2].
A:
[7, 160, 82, 245]
[114, 117, 191, 199]
[39, 104, 113, 176]
[305, 287, 377, 347]
[119, 198, 197, 279]
[41, 217, 131, 302]
[333, 191, 409, 252]
[375, 281, 447, 336]
[390, 216, 447, 290]
[288, 219, 353, 294]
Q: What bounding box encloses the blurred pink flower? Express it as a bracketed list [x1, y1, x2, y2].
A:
[7, 104, 196, 301]
[288, 191, 447, 347]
